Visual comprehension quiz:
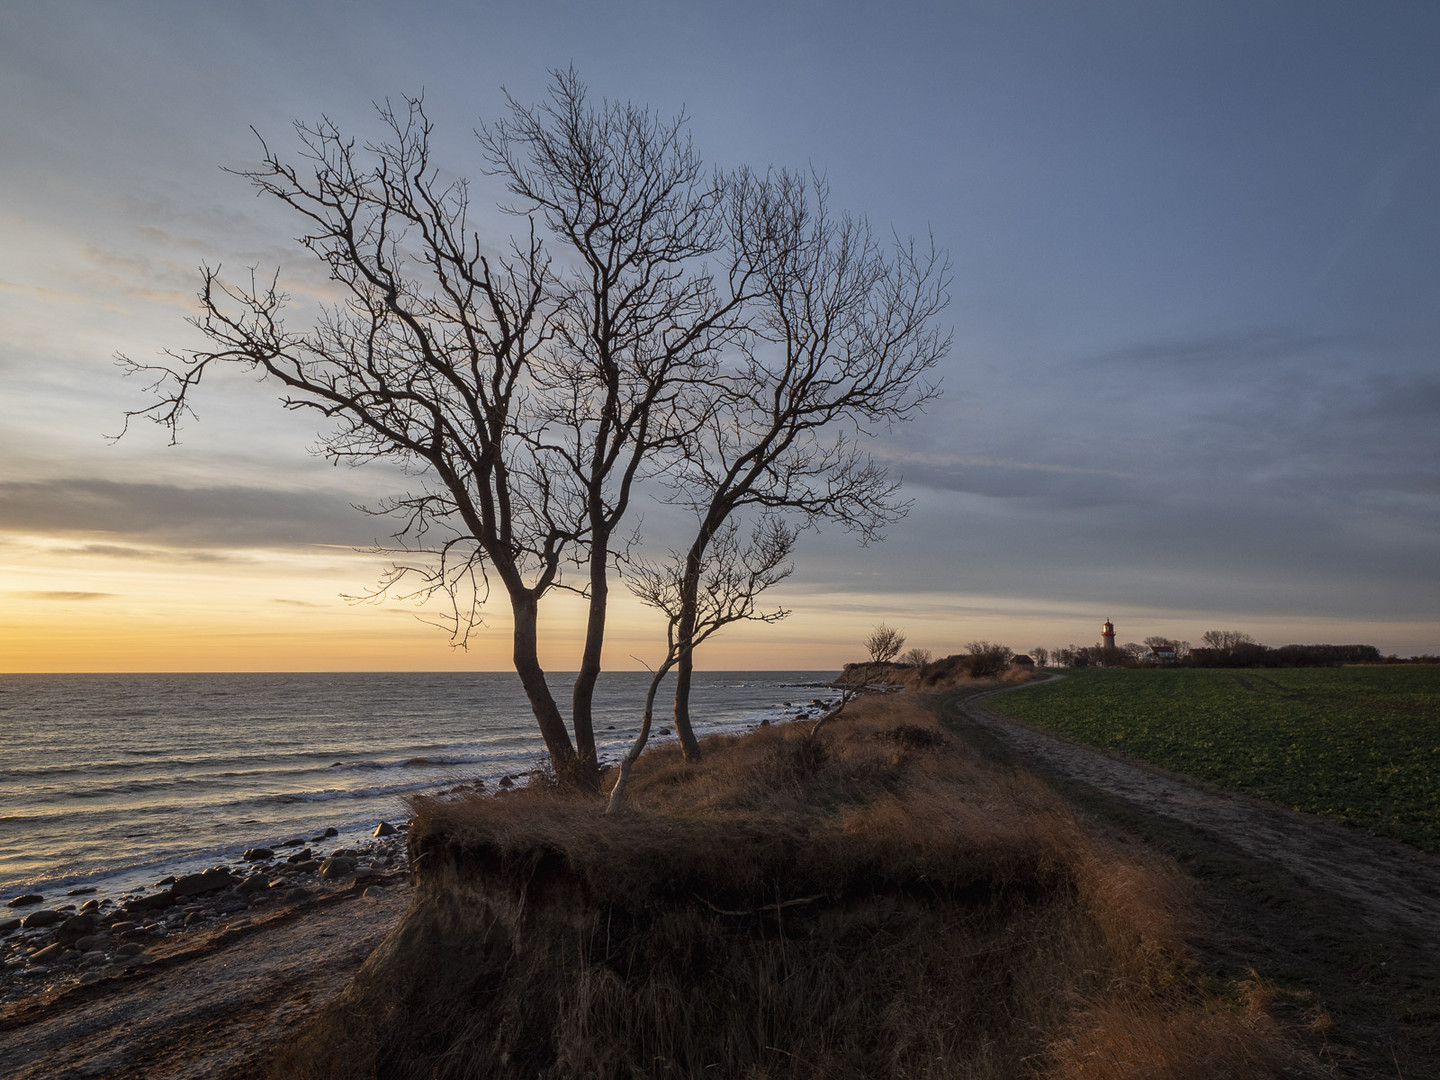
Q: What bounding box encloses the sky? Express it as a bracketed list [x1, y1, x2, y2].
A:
[2, 0, 1438, 672]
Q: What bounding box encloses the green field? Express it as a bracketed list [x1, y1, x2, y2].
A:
[988, 666, 1440, 853]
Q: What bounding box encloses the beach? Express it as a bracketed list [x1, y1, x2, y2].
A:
[1, 816, 411, 1012]
[0, 869, 410, 1080]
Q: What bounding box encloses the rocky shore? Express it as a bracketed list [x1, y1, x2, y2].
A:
[0, 818, 410, 1008]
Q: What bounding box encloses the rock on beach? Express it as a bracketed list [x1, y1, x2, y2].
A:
[0, 817, 413, 1006]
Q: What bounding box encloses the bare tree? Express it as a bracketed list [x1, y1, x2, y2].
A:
[1031, 646, 1049, 668]
[122, 73, 749, 791]
[865, 623, 907, 665]
[665, 168, 950, 760]
[899, 647, 933, 668]
[605, 514, 795, 813]
[964, 641, 1014, 677]
[808, 622, 906, 738]
[1201, 630, 1256, 651]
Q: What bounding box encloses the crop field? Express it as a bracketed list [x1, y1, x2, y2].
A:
[988, 666, 1440, 853]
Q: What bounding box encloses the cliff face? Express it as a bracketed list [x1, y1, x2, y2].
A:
[274, 694, 1312, 1080]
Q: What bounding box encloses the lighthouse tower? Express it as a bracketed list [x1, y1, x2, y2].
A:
[1102, 619, 1117, 652]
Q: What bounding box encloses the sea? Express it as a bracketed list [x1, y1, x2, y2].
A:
[0, 670, 837, 905]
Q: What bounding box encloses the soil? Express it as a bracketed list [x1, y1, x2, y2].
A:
[0, 882, 409, 1080]
[944, 679, 1440, 1080]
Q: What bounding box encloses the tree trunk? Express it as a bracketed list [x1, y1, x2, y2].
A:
[511, 592, 594, 791]
[671, 513, 723, 762]
[605, 658, 673, 814]
[570, 542, 607, 779]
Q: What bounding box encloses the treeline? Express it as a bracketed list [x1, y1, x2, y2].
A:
[1052, 636, 1390, 669]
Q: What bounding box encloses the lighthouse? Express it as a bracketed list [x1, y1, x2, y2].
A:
[1102, 619, 1116, 652]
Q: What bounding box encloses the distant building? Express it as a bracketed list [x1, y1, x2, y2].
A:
[1101, 619, 1116, 652]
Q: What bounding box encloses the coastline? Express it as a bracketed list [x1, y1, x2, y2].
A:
[0, 875, 411, 1080]
[1, 815, 411, 1011]
[1, 671, 841, 904]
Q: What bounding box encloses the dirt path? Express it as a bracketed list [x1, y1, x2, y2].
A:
[0, 885, 408, 1080]
[944, 681, 1440, 1079]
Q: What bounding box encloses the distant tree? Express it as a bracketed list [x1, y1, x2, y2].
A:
[900, 647, 933, 669]
[1201, 630, 1256, 652]
[1122, 642, 1146, 663]
[1031, 646, 1049, 668]
[866, 624, 908, 666]
[965, 640, 1014, 678]
[811, 623, 908, 737]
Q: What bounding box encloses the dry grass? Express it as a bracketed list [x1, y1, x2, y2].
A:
[274, 693, 1323, 1079]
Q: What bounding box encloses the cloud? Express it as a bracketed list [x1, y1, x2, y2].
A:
[12, 590, 114, 601]
[1083, 326, 1340, 371]
[0, 478, 398, 550]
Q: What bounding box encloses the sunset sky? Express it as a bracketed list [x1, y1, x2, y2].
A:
[3, 1, 1438, 672]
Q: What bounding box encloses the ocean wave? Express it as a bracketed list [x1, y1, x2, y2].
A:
[260, 778, 473, 805]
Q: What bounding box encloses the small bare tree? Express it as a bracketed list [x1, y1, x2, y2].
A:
[1031, 646, 1049, 668]
[605, 514, 795, 813]
[666, 168, 950, 761]
[900, 647, 933, 668]
[807, 622, 906, 738]
[866, 624, 908, 665]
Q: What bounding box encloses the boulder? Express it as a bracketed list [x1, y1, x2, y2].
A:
[116, 942, 145, 958]
[124, 891, 175, 913]
[319, 856, 358, 880]
[171, 869, 239, 899]
[21, 909, 62, 929]
[237, 873, 271, 894]
[373, 821, 398, 837]
[7, 894, 44, 908]
[285, 848, 313, 864]
[30, 942, 66, 963]
[323, 827, 339, 837]
[56, 913, 99, 946]
[0, 917, 20, 935]
[242, 847, 274, 862]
